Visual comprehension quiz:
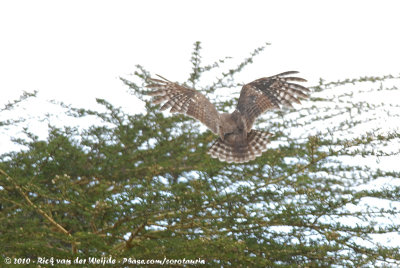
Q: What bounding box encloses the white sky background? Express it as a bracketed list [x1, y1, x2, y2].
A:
[1, 0, 400, 149]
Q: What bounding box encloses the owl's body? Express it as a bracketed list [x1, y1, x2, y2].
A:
[218, 111, 245, 139]
[147, 71, 309, 163]
[208, 111, 272, 163]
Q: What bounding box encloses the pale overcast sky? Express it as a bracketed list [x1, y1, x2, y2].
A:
[1, 0, 400, 150]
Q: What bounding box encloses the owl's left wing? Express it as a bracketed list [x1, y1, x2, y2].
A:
[237, 71, 309, 131]
[147, 76, 220, 134]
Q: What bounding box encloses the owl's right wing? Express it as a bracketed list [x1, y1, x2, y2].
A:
[237, 71, 309, 131]
[147, 76, 220, 134]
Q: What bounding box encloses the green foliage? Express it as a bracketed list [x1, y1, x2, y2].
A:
[0, 91, 37, 128]
[1, 43, 400, 267]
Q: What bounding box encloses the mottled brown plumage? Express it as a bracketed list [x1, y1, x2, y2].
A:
[147, 71, 309, 163]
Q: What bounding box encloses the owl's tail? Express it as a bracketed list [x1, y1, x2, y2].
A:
[207, 130, 273, 163]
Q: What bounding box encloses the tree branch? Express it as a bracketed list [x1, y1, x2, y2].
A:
[0, 169, 77, 254]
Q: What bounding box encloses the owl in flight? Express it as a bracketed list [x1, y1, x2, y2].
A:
[147, 71, 309, 163]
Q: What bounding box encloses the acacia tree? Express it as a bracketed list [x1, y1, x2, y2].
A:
[1, 42, 400, 267]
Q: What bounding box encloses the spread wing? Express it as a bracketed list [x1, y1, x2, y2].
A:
[237, 71, 309, 131]
[147, 75, 220, 134]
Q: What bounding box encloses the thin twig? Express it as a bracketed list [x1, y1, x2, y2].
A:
[0, 169, 77, 254]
